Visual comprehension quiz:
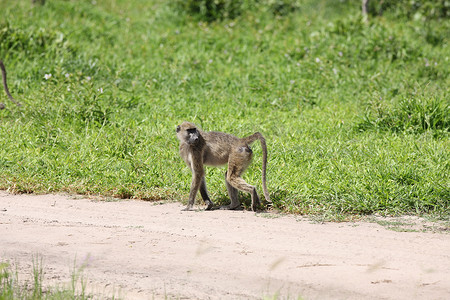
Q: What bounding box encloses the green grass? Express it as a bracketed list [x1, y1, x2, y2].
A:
[0, 0, 448, 218]
[0, 257, 102, 300]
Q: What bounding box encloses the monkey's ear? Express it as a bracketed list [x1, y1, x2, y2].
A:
[176, 125, 180, 133]
[187, 130, 199, 144]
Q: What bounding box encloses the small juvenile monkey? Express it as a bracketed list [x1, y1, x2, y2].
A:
[176, 121, 271, 212]
[0, 60, 21, 109]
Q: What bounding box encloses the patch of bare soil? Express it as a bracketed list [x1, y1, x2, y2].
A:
[1, 191, 449, 299]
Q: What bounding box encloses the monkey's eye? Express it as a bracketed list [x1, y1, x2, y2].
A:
[187, 128, 197, 134]
[176, 125, 180, 132]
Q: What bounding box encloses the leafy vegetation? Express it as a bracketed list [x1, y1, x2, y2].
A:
[0, 0, 448, 217]
[368, 0, 449, 20]
[172, 0, 303, 21]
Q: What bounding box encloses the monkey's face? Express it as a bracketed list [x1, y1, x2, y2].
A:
[176, 122, 200, 145]
[186, 128, 199, 144]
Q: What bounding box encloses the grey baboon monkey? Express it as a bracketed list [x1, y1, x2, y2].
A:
[176, 121, 270, 211]
[0, 60, 21, 109]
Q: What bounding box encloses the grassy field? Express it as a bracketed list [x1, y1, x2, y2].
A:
[0, 0, 448, 218]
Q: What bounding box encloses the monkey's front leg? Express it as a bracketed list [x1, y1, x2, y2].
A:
[182, 174, 202, 211]
[182, 155, 207, 211]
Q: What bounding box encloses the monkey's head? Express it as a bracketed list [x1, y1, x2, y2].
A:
[176, 122, 202, 145]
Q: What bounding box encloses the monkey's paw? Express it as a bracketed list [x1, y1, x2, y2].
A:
[205, 201, 214, 211]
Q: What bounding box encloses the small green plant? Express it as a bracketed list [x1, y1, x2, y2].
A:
[0, 262, 14, 299]
[0, 257, 114, 300]
[171, 0, 302, 21]
[0, 22, 73, 58]
[369, 0, 449, 20]
[359, 88, 450, 134]
[0, 259, 47, 299]
[172, 0, 248, 21]
[264, 0, 302, 16]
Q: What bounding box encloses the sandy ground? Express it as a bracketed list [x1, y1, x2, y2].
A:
[0, 191, 449, 299]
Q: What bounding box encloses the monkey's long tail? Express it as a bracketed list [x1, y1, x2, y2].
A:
[0, 60, 21, 107]
[245, 132, 271, 205]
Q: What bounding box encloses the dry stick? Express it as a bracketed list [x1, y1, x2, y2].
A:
[0, 60, 21, 108]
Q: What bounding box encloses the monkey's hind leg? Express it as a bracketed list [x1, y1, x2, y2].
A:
[226, 172, 261, 212]
[199, 177, 214, 210]
[221, 171, 241, 210]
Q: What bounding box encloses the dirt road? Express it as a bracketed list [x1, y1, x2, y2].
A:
[0, 191, 449, 299]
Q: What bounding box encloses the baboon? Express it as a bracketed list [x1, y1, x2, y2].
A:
[176, 121, 271, 212]
[0, 60, 21, 109]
